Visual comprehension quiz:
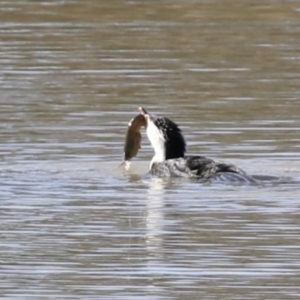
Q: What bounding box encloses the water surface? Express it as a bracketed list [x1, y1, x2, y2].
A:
[1, 0, 300, 299]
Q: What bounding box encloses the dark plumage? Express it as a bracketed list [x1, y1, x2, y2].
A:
[138, 107, 280, 183]
[153, 116, 186, 160]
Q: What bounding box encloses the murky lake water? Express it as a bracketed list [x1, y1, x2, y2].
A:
[1, 0, 300, 299]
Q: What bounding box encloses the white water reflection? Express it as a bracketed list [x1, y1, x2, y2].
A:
[145, 178, 165, 257]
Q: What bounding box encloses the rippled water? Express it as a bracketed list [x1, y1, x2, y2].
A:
[1, 0, 300, 299]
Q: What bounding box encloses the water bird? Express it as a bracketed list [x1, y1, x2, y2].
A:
[123, 107, 280, 183]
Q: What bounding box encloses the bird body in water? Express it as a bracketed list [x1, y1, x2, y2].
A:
[124, 107, 280, 183]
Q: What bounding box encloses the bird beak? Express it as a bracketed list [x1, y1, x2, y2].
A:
[138, 107, 149, 127]
[139, 107, 148, 116]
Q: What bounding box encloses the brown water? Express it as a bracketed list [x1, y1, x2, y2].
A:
[1, 1, 300, 299]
